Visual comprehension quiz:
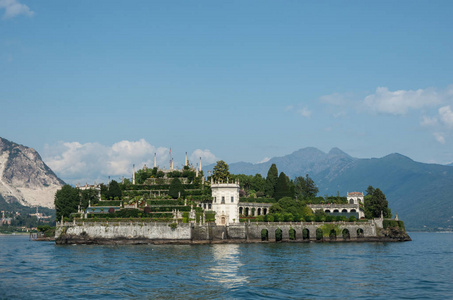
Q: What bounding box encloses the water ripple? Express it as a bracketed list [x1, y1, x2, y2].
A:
[0, 233, 452, 299]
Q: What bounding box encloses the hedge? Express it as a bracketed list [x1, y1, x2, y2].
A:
[383, 220, 405, 230]
[94, 200, 122, 206]
[239, 197, 276, 203]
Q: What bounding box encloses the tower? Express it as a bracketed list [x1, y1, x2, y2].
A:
[211, 180, 240, 225]
[132, 164, 136, 185]
[185, 152, 188, 167]
[154, 153, 157, 168]
[199, 157, 202, 172]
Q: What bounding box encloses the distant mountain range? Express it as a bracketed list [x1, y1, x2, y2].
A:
[205, 147, 453, 231]
[0, 137, 64, 209]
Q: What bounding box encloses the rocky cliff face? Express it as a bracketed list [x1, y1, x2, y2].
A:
[0, 137, 65, 208]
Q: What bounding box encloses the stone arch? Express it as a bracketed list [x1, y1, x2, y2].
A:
[333, 209, 339, 213]
[350, 209, 356, 213]
[220, 217, 226, 225]
[239, 207, 243, 215]
[275, 228, 283, 242]
[303, 228, 310, 240]
[251, 208, 256, 216]
[263, 208, 267, 215]
[316, 228, 323, 241]
[325, 209, 331, 213]
[289, 228, 296, 240]
[245, 207, 249, 216]
[329, 229, 337, 240]
[257, 208, 261, 215]
[261, 229, 268, 241]
[342, 229, 350, 240]
[357, 228, 364, 238]
[342, 209, 348, 213]
[349, 198, 354, 204]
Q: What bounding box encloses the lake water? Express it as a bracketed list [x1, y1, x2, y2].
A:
[0, 232, 451, 299]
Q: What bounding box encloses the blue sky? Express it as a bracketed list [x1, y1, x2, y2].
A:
[1, 1, 453, 184]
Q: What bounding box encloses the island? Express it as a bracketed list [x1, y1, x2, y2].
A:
[55, 155, 411, 244]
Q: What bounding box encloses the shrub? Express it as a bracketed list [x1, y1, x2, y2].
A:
[383, 220, 399, 229]
[275, 228, 282, 241]
[348, 216, 357, 222]
[316, 228, 323, 240]
[289, 228, 296, 240]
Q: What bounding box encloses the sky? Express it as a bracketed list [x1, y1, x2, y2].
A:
[1, 1, 453, 184]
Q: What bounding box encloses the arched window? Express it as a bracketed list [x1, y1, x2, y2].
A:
[329, 229, 336, 240]
[231, 196, 234, 203]
[357, 228, 364, 238]
[342, 209, 348, 213]
[342, 229, 350, 239]
[349, 198, 354, 204]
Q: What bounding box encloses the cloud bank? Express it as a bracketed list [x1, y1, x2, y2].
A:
[363, 87, 441, 115]
[0, 0, 34, 19]
[43, 139, 216, 185]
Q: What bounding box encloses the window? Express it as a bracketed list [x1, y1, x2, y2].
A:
[231, 196, 234, 203]
[221, 196, 225, 204]
[214, 197, 216, 203]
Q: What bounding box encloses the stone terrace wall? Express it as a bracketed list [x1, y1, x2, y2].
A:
[56, 220, 384, 244]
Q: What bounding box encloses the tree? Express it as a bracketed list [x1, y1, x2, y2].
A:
[364, 188, 392, 219]
[265, 164, 279, 197]
[212, 160, 230, 182]
[80, 189, 99, 209]
[107, 180, 122, 200]
[294, 174, 319, 199]
[169, 178, 184, 199]
[274, 172, 292, 200]
[55, 185, 80, 220]
[366, 185, 375, 196]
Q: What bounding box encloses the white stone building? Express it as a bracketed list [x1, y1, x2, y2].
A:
[211, 180, 240, 225]
[347, 192, 364, 205]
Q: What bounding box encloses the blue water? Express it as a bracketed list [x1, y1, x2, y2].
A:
[0, 233, 451, 299]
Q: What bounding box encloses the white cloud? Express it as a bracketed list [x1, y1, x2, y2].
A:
[43, 139, 171, 184]
[319, 93, 350, 106]
[190, 149, 217, 168]
[363, 87, 441, 115]
[434, 132, 446, 144]
[420, 116, 438, 127]
[0, 0, 34, 19]
[257, 157, 270, 164]
[297, 107, 312, 118]
[439, 105, 453, 128]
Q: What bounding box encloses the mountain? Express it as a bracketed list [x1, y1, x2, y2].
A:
[0, 137, 65, 208]
[204, 148, 453, 231]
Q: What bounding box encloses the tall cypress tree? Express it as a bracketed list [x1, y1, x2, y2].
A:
[274, 172, 291, 201]
[169, 178, 184, 199]
[265, 164, 279, 197]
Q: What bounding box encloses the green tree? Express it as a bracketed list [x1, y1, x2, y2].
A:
[366, 185, 375, 196]
[251, 174, 266, 193]
[212, 160, 230, 182]
[274, 172, 292, 200]
[107, 180, 122, 200]
[294, 174, 319, 200]
[169, 178, 185, 199]
[80, 189, 99, 209]
[364, 188, 392, 219]
[265, 164, 279, 197]
[55, 185, 80, 220]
